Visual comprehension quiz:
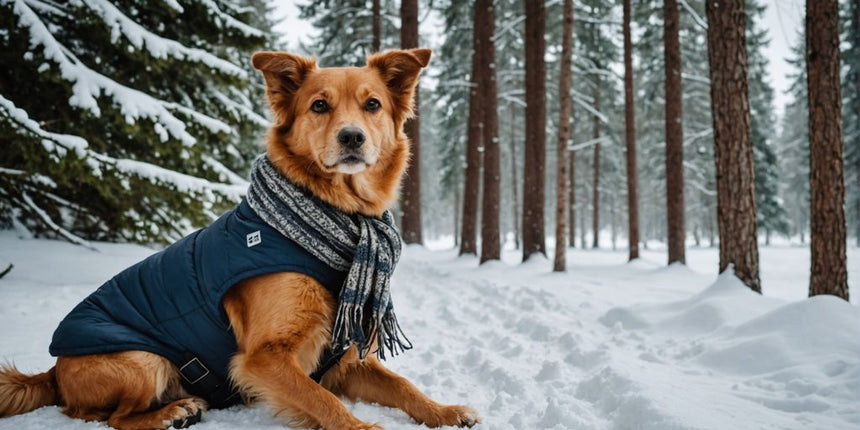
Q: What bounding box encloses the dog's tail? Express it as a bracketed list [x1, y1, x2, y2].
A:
[0, 364, 59, 417]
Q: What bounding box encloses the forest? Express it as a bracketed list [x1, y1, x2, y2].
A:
[0, 0, 857, 299]
[1, 1, 859, 429]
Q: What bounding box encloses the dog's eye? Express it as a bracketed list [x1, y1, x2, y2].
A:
[364, 98, 381, 113]
[311, 100, 330, 113]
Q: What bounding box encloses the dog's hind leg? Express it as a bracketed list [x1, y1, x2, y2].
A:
[56, 351, 206, 429]
[325, 355, 481, 428]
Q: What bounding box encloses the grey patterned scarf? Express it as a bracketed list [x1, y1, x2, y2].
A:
[246, 155, 410, 360]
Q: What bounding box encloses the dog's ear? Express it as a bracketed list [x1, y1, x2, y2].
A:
[251, 51, 317, 129]
[367, 48, 432, 123]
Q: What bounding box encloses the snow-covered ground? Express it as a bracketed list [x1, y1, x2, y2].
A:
[0, 231, 858, 429]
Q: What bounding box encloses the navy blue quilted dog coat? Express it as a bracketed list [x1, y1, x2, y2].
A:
[49, 200, 347, 407]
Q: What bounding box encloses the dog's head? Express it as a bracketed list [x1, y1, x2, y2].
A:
[251, 49, 431, 216]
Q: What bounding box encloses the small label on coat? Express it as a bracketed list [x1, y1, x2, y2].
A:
[246, 230, 261, 248]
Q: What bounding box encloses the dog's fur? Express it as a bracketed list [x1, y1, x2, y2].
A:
[0, 49, 480, 430]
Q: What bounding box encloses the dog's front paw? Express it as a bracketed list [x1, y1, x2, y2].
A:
[421, 405, 481, 428]
[163, 397, 207, 429]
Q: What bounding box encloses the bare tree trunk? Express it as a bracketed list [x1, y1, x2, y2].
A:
[522, 0, 547, 261]
[591, 84, 601, 249]
[553, 0, 574, 272]
[706, 0, 761, 292]
[580, 169, 589, 249]
[480, 0, 500, 263]
[623, 0, 640, 260]
[372, 0, 381, 52]
[454, 183, 461, 247]
[693, 224, 701, 247]
[610, 194, 617, 251]
[509, 107, 520, 250]
[568, 150, 576, 248]
[460, 2, 485, 256]
[806, 0, 848, 300]
[399, 0, 422, 244]
[664, 0, 685, 264]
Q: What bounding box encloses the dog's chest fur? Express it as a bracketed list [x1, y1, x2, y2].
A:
[223, 271, 339, 380]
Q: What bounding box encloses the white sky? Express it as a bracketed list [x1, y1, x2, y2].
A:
[270, 1, 805, 119]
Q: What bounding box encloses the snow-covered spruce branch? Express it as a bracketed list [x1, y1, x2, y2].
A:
[162, 0, 183, 13]
[568, 136, 612, 152]
[198, 0, 264, 38]
[203, 156, 249, 186]
[212, 90, 270, 127]
[19, 191, 98, 250]
[682, 72, 711, 85]
[1, 95, 246, 201]
[493, 15, 526, 42]
[78, 0, 247, 78]
[12, 0, 237, 146]
[572, 93, 610, 124]
[680, 0, 708, 30]
[162, 102, 234, 136]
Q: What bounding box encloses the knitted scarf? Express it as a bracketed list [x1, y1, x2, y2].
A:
[246, 155, 410, 360]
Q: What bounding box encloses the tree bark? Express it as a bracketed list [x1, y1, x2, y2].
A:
[372, 0, 381, 52]
[623, 0, 640, 261]
[399, 0, 422, 244]
[553, 0, 574, 271]
[591, 85, 600, 249]
[522, 0, 547, 261]
[480, 0, 500, 263]
[664, 0, 685, 264]
[510, 106, 520, 250]
[706, 0, 761, 292]
[459, 2, 484, 256]
[806, 0, 848, 300]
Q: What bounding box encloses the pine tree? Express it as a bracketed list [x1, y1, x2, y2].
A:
[706, 0, 761, 292]
[634, 0, 713, 251]
[553, 0, 574, 272]
[807, 0, 848, 300]
[479, 0, 500, 263]
[1, 0, 270, 245]
[623, 0, 639, 260]
[399, 0, 422, 244]
[299, 0, 399, 66]
[522, 0, 547, 260]
[664, 0, 685, 264]
[459, 0, 484, 256]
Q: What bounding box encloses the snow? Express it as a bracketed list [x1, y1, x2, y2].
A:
[79, 0, 247, 78]
[198, 0, 265, 38]
[0, 233, 857, 429]
[0, 95, 246, 202]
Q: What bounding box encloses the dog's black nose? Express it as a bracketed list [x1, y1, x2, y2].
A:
[337, 127, 366, 150]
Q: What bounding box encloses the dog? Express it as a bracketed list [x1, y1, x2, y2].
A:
[0, 48, 480, 430]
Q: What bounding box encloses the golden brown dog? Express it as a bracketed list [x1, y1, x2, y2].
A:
[0, 48, 480, 430]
